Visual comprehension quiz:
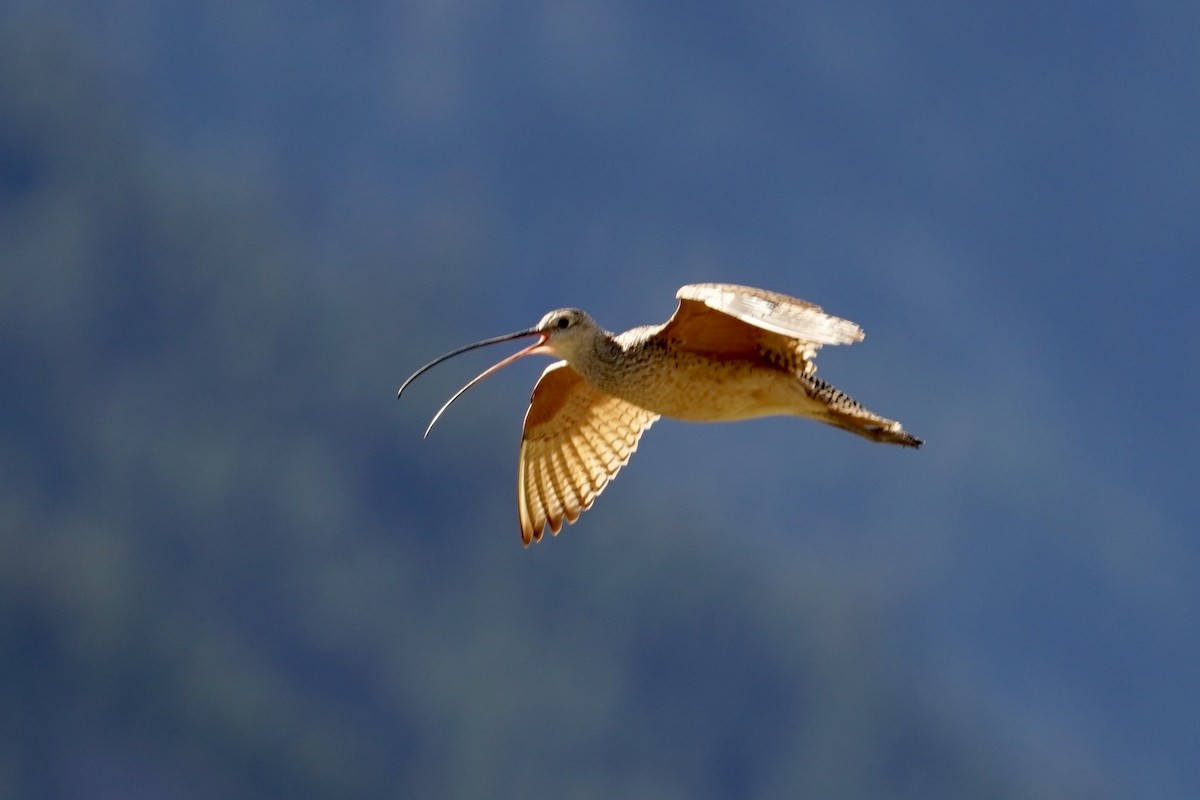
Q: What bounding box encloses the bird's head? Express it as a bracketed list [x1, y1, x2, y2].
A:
[397, 306, 607, 436]
[529, 308, 605, 362]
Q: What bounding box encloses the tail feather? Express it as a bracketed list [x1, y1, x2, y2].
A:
[803, 375, 923, 448]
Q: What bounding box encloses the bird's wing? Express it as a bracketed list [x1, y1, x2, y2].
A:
[673, 283, 864, 347]
[518, 361, 658, 545]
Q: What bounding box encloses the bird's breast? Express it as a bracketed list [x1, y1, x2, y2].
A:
[587, 347, 820, 422]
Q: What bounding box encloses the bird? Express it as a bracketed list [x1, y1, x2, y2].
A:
[398, 283, 921, 545]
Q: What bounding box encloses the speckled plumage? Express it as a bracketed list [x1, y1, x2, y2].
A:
[400, 283, 921, 545]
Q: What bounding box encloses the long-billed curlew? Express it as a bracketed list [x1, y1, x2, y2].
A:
[398, 283, 921, 545]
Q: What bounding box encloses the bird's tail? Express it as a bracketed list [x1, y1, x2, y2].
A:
[804, 375, 923, 448]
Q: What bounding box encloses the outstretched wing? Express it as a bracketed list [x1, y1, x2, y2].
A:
[518, 362, 658, 545]
[659, 283, 865, 374]
[676, 283, 864, 345]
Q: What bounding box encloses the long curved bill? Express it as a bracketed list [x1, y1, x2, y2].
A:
[396, 328, 549, 438]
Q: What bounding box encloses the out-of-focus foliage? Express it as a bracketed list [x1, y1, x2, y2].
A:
[2, 4, 1197, 799]
[0, 25, 1028, 799]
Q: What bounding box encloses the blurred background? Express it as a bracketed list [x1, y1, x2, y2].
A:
[2, 1, 1197, 798]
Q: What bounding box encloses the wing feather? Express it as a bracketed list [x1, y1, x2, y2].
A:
[518, 362, 658, 544]
[567, 435, 605, 492]
[675, 283, 864, 346]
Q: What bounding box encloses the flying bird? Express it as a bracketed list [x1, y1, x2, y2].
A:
[398, 283, 921, 545]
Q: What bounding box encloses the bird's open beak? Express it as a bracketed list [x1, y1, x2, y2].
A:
[397, 328, 550, 437]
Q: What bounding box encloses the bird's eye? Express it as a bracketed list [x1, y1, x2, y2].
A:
[556, 316, 570, 329]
